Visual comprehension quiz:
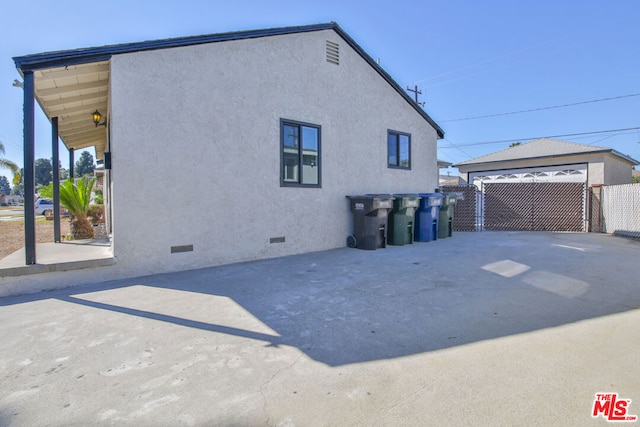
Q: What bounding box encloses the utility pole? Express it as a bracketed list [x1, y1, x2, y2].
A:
[406, 85, 425, 107]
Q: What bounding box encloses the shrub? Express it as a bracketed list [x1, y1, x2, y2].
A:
[87, 204, 105, 226]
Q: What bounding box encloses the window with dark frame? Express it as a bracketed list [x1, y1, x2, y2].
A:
[281, 119, 321, 187]
[387, 130, 411, 169]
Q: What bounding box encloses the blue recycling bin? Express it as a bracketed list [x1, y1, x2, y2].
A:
[414, 192, 443, 242]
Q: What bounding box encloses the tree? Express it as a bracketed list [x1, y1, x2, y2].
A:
[11, 168, 24, 196]
[35, 158, 53, 186]
[75, 151, 95, 177]
[0, 176, 10, 195]
[0, 141, 19, 176]
[509, 142, 522, 147]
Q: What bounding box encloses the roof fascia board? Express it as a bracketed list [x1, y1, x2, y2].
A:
[331, 24, 444, 138]
[609, 149, 639, 165]
[14, 23, 334, 72]
[14, 22, 444, 138]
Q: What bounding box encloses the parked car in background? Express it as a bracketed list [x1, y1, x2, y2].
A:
[34, 199, 69, 217]
[34, 199, 54, 215]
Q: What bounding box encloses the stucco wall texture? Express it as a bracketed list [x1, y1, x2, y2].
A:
[109, 29, 439, 276]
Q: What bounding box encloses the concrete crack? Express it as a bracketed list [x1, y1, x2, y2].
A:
[259, 352, 304, 426]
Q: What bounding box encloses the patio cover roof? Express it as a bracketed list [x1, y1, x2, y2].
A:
[19, 61, 110, 159]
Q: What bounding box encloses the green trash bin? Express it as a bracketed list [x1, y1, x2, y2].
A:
[438, 193, 457, 238]
[388, 194, 421, 246]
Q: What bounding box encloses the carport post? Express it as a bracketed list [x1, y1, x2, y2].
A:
[69, 148, 74, 178]
[23, 71, 36, 265]
[52, 117, 61, 243]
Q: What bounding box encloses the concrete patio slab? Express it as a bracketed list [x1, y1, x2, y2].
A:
[0, 232, 639, 425]
[0, 239, 115, 278]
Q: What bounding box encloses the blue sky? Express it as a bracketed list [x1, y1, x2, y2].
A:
[1, 0, 639, 175]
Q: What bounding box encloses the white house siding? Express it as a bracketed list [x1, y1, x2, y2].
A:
[109, 29, 439, 276]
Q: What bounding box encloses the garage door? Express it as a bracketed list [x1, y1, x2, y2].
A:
[484, 182, 585, 231]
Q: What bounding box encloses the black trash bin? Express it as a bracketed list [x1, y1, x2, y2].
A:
[346, 194, 394, 250]
[388, 194, 421, 245]
[414, 192, 443, 242]
[438, 193, 457, 239]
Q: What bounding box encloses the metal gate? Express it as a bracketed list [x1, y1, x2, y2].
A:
[483, 182, 586, 231]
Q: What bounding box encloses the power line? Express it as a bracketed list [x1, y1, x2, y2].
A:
[440, 137, 473, 158]
[438, 126, 640, 148]
[440, 93, 640, 123]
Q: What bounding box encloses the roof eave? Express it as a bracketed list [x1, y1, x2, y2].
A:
[14, 22, 444, 139]
[13, 23, 336, 72]
[331, 24, 444, 139]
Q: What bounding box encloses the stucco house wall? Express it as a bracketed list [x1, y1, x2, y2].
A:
[109, 29, 439, 277]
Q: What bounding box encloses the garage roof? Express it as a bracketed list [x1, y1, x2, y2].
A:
[454, 138, 639, 168]
[13, 22, 444, 159]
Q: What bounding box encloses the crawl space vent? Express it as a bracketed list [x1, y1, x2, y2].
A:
[326, 40, 339, 65]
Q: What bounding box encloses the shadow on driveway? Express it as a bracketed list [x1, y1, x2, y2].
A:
[2, 232, 639, 367]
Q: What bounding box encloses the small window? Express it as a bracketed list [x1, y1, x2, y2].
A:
[280, 119, 321, 187]
[387, 130, 411, 169]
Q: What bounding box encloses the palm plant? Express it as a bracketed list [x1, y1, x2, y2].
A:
[0, 141, 19, 176]
[59, 176, 96, 239]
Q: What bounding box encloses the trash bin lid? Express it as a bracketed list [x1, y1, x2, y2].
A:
[392, 194, 421, 208]
[419, 192, 443, 207]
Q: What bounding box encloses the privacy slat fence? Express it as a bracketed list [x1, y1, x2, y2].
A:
[442, 182, 639, 235]
[483, 182, 585, 232]
[597, 183, 640, 239]
[441, 185, 478, 231]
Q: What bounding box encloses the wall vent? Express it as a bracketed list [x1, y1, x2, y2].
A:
[171, 244, 193, 254]
[326, 40, 339, 65]
[270, 237, 286, 244]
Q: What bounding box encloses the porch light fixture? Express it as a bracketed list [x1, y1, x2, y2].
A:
[92, 110, 107, 127]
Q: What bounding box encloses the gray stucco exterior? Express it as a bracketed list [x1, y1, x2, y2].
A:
[107, 28, 441, 277]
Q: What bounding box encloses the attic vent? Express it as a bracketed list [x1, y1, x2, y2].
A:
[326, 40, 339, 65]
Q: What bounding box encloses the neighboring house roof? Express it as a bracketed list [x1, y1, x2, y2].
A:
[454, 138, 639, 168]
[437, 159, 453, 168]
[13, 22, 444, 155]
[439, 174, 464, 186]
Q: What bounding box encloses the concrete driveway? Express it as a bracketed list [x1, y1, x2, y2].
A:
[1, 232, 639, 426]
